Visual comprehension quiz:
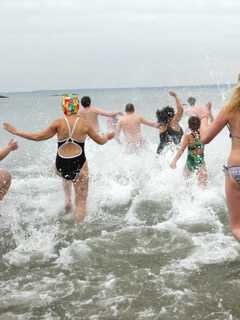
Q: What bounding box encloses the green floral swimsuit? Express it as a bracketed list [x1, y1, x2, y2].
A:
[186, 131, 205, 172]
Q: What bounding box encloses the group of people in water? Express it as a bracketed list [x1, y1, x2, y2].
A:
[1, 84, 240, 242]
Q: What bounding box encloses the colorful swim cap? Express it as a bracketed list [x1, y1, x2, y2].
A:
[61, 94, 80, 116]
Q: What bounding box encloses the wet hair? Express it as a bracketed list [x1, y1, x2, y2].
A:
[125, 103, 135, 113]
[81, 96, 91, 108]
[163, 106, 175, 120]
[156, 109, 169, 125]
[187, 97, 196, 106]
[156, 105, 175, 124]
[188, 116, 201, 131]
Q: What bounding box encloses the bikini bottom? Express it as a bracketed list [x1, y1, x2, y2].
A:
[223, 165, 240, 185]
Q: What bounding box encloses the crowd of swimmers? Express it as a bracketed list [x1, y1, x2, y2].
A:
[1, 84, 240, 241]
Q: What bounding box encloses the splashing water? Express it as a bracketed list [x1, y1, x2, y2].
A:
[1, 86, 240, 320]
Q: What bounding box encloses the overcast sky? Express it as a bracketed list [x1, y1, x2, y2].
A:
[0, 0, 240, 92]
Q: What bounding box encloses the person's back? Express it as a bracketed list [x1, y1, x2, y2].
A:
[186, 97, 213, 134]
[118, 112, 143, 144]
[117, 103, 158, 147]
[78, 106, 100, 132]
[3, 94, 114, 223]
[57, 116, 87, 140]
[156, 92, 184, 154]
[170, 116, 207, 187]
[78, 96, 120, 132]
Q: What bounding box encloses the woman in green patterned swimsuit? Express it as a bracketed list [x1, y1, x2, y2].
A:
[170, 116, 208, 187]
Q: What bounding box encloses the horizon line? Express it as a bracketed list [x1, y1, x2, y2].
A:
[2, 82, 235, 95]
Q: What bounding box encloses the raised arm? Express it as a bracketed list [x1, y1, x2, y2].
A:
[0, 139, 18, 161]
[87, 124, 115, 145]
[170, 135, 188, 169]
[3, 120, 59, 141]
[206, 102, 214, 123]
[95, 107, 119, 118]
[201, 108, 228, 144]
[169, 91, 183, 123]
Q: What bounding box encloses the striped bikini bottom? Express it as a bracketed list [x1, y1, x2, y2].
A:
[223, 165, 240, 184]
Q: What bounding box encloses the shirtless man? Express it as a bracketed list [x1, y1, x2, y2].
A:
[0, 139, 18, 200]
[186, 96, 214, 134]
[78, 96, 120, 132]
[116, 103, 158, 148]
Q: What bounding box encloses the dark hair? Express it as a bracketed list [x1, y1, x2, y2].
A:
[81, 96, 91, 108]
[188, 116, 200, 131]
[156, 105, 175, 124]
[125, 103, 135, 113]
[187, 97, 196, 106]
[156, 109, 169, 125]
[163, 106, 175, 120]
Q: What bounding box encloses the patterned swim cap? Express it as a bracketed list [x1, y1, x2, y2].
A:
[61, 94, 80, 115]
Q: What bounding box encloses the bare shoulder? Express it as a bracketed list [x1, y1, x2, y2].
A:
[52, 118, 62, 127]
[78, 116, 89, 126]
[93, 106, 103, 114]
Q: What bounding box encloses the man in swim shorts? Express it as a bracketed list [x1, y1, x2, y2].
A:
[0, 139, 18, 200]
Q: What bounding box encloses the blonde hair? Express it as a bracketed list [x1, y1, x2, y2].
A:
[225, 84, 240, 114]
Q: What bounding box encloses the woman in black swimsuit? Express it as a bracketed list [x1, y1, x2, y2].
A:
[156, 91, 184, 154]
[3, 94, 114, 223]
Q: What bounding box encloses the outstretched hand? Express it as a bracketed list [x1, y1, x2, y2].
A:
[206, 101, 212, 111]
[169, 91, 177, 98]
[107, 131, 115, 140]
[7, 139, 18, 151]
[3, 122, 17, 135]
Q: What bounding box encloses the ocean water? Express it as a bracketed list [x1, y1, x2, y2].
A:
[1, 85, 240, 320]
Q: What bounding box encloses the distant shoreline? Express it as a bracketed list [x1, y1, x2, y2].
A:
[2, 83, 235, 95]
[0, 95, 8, 98]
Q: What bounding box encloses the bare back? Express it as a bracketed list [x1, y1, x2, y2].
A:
[118, 113, 143, 144]
[78, 107, 100, 132]
[57, 115, 88, 141]
[56, 116, 88, 157]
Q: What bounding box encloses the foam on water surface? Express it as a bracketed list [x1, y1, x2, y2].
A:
[1, 86, 240, 319]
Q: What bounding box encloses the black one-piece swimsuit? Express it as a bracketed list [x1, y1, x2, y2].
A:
[56, 117, 86, 182]
[157, 125, 183, 154]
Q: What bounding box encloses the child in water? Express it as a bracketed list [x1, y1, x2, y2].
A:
[170, 116, 207, 187]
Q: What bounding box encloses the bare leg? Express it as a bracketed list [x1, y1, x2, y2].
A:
[197, 165, 208, 188]
[0, 170, 12, 201]
[225, 175, 240, 241]
[73, 162, 89, 223]
[62, 180, 72, 213]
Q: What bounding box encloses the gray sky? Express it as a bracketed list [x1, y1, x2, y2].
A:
[0, 0, 240, 92]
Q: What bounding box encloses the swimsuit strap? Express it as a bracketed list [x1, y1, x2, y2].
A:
[193, 130, 200, 140]
[189, 130, 203, 150]
[227, 124, 232, 138]
[64, 117, 80, 139]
